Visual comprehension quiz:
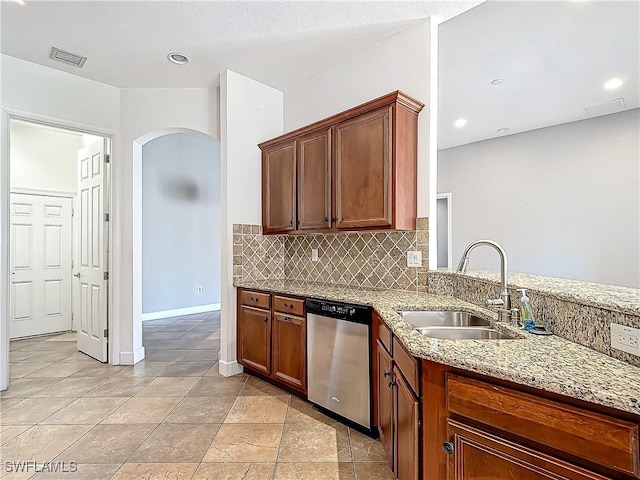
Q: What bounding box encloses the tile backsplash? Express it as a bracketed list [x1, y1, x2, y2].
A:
[233, 218, 429, 291]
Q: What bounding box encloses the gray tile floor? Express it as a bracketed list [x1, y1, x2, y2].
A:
[1, 312, 393, 479]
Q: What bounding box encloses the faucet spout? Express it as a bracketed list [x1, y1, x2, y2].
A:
[456, 240, 512, 323]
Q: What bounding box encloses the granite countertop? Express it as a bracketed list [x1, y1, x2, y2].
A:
[434, 269, 640, 315]
[235, 279, 640, 416]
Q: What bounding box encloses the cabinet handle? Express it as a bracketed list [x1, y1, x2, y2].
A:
[289, 220, 294, 225]
[332, 216, 338, 222]
[387, 380, 396, 388]
[324, 216, 329, 222]
[283, 303, 293, 309]
[383, 370, 391, 378]
[250, 297, 258, 303]
[264, 317, 269, 323]
[442, 442, 455, 455]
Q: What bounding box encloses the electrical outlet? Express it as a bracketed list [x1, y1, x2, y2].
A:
[196, 286, 203, 293]
[611, 323, 640, 357]
[311, 248, 319, 262]
[406, 251, 422, 267]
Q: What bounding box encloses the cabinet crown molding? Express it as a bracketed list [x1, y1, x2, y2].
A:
[258, 90, 424, 149]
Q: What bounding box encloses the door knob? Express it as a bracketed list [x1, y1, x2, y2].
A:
[73, 272, 81, 278]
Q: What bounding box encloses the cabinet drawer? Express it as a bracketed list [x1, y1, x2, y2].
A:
[240, 290, 271, 309]
[377, 315, 392, 354]
[273, 296, 304, 316]
[446, 374, 640, 478]
[393, 337, 419, 397]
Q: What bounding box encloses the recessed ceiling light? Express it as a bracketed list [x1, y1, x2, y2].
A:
[454, 118, 468, 128]
[497, 128, 509, 134]
[167, 52, 190, 65]
[604, 78, 623, 90]
[490, 79, 504, 85]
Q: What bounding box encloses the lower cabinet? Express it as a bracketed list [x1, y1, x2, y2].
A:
[237, 289, 307, 395]
[377, 340, 394, 470]
[376, 337, 420, 480]
[272, 312, 306, 392]
[445, 420, 609, 480]
[237, 305, 271, 375]
[394, 365, 420, 480]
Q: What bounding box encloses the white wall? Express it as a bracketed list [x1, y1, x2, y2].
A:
[10, 121, 82, 192]
[142, 132, 221, 314]
[1, 54, 121, 389]
[1, 55, 120, 131]
[219, 70, 283, 376]
[438, 109, 640, 288]
[121, 87, 219, 364]
[284, 21, 432, 218]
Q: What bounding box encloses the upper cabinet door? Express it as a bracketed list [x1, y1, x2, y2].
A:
[297, 128, 331, 231]
[334, 106, 393, 230]
[262, 141, 297, 234]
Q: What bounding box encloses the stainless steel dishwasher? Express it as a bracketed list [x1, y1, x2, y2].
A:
[305, 298, 373, 433]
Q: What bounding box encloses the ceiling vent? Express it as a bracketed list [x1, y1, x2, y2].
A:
[49, 47, 87, 68]
[583, 98, 625, 117]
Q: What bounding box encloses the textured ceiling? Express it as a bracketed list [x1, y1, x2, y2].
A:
[0, 0, 481, 89]
[438, 1, 640, 149]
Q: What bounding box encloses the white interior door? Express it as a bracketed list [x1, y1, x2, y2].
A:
[10, 193, 72, 339]
[75, 139, 108, 362]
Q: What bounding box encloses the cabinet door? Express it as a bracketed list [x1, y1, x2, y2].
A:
[272, 313, 306, 392]
[377, 340, 394, 471]
[262, 141, 297, 234]
[445, 420, 611, 480]
[238, 306, 271, 375]
[334, 106, 392, 230]
[297, 128, 331, 231]
[394, 365, 420, 480]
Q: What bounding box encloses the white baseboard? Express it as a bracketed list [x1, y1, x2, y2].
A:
[218, 359, 244, 377]
[119, 346, 146, 365]
[141, 303, 220, 322]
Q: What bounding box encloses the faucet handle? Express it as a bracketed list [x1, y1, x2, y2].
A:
[486, 298, 504, 307]
[510, 308, 521, 327]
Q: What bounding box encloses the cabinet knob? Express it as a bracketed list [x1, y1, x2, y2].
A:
[289, 220, 294, 225]
[383, 370, 391, 378]
[264, 317, 269, 323]
[442, 442, 455, 455]
[387, 380, 396, 388]
[332, 216, 338, 222]
[324, 216, 329, 222]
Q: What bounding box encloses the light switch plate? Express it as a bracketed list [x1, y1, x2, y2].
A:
[611, 323, 640, 357]
[311, 248, 319, 262]
[407, 251, 422, 267]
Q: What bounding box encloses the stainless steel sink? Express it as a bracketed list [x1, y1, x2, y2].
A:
[397, 310, 491, 328]
[414, 326, 516, 340]
[396, 310, 518, 340]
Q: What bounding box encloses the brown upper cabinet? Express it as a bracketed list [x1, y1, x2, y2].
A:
[259, 91, 424, 234]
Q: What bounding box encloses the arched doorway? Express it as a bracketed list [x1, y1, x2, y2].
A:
[132, 128, 221, 363]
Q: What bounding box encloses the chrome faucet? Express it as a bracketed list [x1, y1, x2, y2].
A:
[456, 240, 517, 324]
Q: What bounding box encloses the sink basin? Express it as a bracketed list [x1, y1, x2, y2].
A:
[414, 326, 516, 340]
[397, 310, 491, 328]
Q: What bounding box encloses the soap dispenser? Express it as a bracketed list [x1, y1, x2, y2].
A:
[517, 289, 536, 331]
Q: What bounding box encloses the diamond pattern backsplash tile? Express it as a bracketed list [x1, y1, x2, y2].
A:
[233, 219, 429, 292]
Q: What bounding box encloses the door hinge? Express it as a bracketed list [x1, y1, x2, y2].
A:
[71, 207, 74, 217]
[103, 328, 108, 338]
[71, 259, 74, 269]
[104, 213, 110, 222]
[104, 154, 110, 164]
[104, 271, 109, 281]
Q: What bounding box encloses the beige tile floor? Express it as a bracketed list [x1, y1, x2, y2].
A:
[1, 312, 393, 479]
